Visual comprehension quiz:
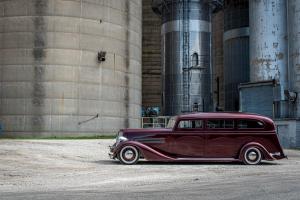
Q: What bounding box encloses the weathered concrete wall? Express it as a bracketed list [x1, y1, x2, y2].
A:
[212, 10, 224, 111]
[142, 0, 161, 108]
[0, 0, 142, 137]
[275, 119, 300, 148]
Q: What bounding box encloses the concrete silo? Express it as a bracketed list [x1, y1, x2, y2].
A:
[240, 0, 288, 118]
[153, 0, 212, 116]
[249, 0, 288, 87]
[0, 0, 142, 137]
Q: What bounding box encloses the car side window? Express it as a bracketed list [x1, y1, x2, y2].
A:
[237, 120, 264, 129]
[178, 120, 203, 129]
[207, 120, 234, 129]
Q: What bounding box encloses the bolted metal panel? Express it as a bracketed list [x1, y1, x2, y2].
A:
[288, 0, 300, 118]
[249, 0, 288, 99]
[223, 0, 250, 111]
[0, 0, 142, 136]
[153, 0, 213, 116]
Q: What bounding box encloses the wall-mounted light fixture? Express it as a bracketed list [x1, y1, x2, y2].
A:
[98, 51, 106, 62]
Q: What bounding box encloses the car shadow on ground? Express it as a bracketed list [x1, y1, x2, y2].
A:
[94, 160, 280, 166]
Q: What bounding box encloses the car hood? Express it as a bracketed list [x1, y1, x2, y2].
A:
[121, 128, 172, 133]
[120, 128, 172, 139]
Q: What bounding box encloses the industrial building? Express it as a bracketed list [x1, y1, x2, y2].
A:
[0, 0, 299, 147]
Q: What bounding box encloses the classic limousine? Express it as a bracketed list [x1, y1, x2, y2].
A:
[109, 112, 286, 165]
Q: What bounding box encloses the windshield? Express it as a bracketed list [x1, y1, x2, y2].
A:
[166, 117, 176, 129]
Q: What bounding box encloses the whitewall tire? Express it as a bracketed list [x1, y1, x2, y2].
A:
[243, 147, 262, 165]
[117, 146, 140, 165]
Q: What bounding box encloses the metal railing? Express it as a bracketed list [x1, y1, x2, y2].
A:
[142, 117, 171, 129]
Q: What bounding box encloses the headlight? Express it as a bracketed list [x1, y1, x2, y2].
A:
[116, 131, 127, 145]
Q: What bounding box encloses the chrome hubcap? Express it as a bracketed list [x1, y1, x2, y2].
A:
[248, 151, 258, 161]
[124, 150, 134, 160]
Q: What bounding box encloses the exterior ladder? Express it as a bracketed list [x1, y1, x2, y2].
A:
[182, 0, 190, 113]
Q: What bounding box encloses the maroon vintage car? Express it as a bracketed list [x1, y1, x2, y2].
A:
[109, 112, 286, 165]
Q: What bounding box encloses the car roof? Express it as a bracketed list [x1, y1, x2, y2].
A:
[177, 112, 273, 123]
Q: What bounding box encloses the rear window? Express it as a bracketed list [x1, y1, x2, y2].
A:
[207, 120, 234, 129]
[178, 120, 204, 129]
[237, 120, 264, 129]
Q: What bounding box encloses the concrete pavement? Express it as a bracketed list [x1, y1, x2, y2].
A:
[0, 140, 299, 200]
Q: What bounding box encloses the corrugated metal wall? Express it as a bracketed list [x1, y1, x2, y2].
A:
[239, 82, 274, 118]
[223, 0, 250, 111]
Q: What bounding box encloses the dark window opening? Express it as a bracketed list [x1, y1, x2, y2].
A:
[191, 52, 199, 67]
[237, 120, 264, 129]
[178, 120, 203, 129]
[207, 120, 234, 129]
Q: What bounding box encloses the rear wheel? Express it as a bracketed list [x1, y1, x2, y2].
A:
[243, 147, 262, 165]
[117, 146, 140, 165]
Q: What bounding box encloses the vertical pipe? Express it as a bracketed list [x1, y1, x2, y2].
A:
[216, 77, 220, 108]
[212, 10, 224, 111]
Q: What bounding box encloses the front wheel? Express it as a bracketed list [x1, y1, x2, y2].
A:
[117, 145, 140, 165]
[243, 147, 262, 165]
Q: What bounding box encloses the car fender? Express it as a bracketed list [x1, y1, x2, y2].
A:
[239, 142, 274, 161]
[115, 141, 175, 161]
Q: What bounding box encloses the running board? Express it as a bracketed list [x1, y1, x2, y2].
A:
[175, 158, 239, 162]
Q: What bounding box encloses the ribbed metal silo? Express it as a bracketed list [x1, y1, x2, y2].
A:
[249, 0, 288, 95]
[0, 0, 142, 137]
[223, 0, 249, 111]
[288, 0, 300, 117]
[153, 0, 212, 116]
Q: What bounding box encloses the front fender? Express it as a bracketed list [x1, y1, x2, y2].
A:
[115, 141, 175, 161]
[239, 142, 274, 161]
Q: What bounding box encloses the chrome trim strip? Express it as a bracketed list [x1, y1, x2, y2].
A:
[223, 27, 250, 41]
[162, 20, 212, 34]
[270, 152, 281, 156]
[134, 138, 165, 144]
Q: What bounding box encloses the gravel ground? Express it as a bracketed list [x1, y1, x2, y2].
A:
[0, 140, 299, 200]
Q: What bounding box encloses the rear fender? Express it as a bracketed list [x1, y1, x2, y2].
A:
[115, 141, 175, 161]
[239, 142, 274, 161]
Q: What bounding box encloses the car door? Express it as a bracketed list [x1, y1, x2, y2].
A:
[169, 119, 205, 158]
[205, 119, 237, 158]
